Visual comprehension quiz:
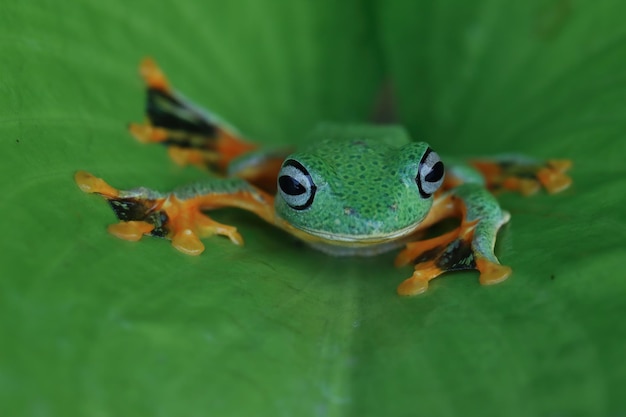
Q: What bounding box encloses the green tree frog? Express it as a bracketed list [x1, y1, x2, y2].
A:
[75, 59, 572, 296]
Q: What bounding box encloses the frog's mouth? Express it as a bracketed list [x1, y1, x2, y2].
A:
[280, 220, 423, 247]
[279, 221, 425, 257]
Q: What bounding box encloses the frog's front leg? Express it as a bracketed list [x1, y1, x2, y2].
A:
[74, 171, 275, 255]
[395, 185, 512, 296]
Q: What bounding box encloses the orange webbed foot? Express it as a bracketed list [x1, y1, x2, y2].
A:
[74, 171, 120, 198]
[139, 57, 170, 91]
[194, 212, 244, 246]
[158, 194, 247, 255]
[397, 262, 445, 296]
[537, 159, 573, 194]
[476, 258, 512, 286]
[128, 123, 169, 145]
[108, 221, 155, 241]
[394, 228, 464, 296]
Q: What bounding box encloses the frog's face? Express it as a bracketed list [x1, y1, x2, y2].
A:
[274, 138, 444, 244]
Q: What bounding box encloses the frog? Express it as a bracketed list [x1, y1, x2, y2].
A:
[75, 59, 572, 296]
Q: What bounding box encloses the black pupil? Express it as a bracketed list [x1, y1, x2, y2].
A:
[425, 161, 444, 183]
[279, 175, 306, 195]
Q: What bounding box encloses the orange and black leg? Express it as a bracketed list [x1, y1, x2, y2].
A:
[128, 58, 258, 173]
[128, 58, 289, 193]
[74, 171, 276, 255]
[468, 156, 572, 195]
[395, 184, 512, 296]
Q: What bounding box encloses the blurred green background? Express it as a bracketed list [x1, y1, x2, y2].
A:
[1, 0, 625, 416]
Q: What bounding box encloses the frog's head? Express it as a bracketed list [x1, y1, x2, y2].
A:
[274, 138, 445, 246]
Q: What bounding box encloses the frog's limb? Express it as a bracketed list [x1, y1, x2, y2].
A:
[463, 156, 572, 195]
[395, 184, 511, 296]
[74, 171, 275, 255]
[128, 58, 258, 173]
[227, 148, 294, 194]
[128, 58, 287, 193]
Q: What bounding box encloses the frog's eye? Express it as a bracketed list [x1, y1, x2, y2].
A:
[278, 159, 317, 210]
[416, 148, 445, 198]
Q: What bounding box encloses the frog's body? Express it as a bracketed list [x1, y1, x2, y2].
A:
[75, 59, 572, 295]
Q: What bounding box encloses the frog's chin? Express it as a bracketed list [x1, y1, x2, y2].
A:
[280, 221, 423, 256]
[304, 239, 406, 257]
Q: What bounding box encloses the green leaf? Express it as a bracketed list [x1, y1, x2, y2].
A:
[1, 0, 625, 416]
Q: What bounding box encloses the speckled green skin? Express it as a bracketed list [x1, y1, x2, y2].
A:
[120, 177, 259, 201]
[453, 183, 510, 264]
[274, 125, 435, 239]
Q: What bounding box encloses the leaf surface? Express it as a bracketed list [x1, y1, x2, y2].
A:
[1, 1, 625, 416]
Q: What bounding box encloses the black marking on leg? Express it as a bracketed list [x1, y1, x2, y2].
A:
[162, 136, 217, 150]
[108, 198, 155, 221]
[147, 212, 170, 238]
[413, 245, 446, 265]
[514, 170, 540, 180]
[108, 198, 170, 238]
[147, 89, 218, 139]
[498, 160, 515, 170]
[498, 160, 543, 180]
[435, 238, 477, 272]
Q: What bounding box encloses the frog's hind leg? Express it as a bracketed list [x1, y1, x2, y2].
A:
[129, 58, 258, 174]
[469, 156, 572, 195]
[395, 185, 512, 296]
[74, 170, 275, 255]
